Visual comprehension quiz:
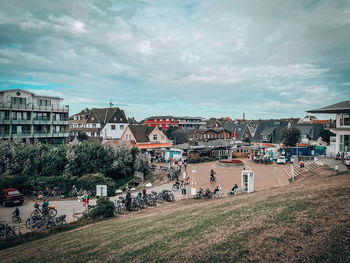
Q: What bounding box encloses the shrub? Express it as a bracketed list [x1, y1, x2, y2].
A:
[86, 197, 115, 218]
[80, 173, 116, 196]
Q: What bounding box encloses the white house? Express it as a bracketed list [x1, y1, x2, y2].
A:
[307, 101, 350, 156]
[69, 107, 128, 140]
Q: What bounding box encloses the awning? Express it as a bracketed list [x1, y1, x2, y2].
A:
[134, 143, 173, 149]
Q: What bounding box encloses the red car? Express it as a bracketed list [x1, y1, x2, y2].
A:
[0, 188, 24, 206]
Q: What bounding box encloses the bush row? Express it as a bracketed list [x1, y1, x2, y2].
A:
[0, 173, 116, 196]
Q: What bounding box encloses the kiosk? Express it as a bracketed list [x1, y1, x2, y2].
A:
[241, 170, 254, 193]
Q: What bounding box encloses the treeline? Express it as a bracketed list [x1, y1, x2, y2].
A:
[0, 140, 150, 195]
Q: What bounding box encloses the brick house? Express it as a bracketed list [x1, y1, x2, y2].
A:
[120, 125, 172, 150]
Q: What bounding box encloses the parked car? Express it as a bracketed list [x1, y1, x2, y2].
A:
[0, 188, 24, 206]
[276, 156, 287, 164]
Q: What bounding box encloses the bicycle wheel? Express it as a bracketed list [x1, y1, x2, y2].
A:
[49, 208, 57, 217]
[25, 218, 32, 229]
[30, 209, 40, 219]
[11, 216, 17, 223]
[68, 190, 76, 197]
[54, 190, 61, 197]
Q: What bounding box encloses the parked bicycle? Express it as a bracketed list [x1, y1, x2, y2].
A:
[0, 221, 16, 239]
[162, 190, 175, 202]
[114, 197, 126, 215]
[31, 183, 44, 196]
[43, 187, 62, 197]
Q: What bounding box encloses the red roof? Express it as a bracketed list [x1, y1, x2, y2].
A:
[134, 143, 173, 149]
[312, 120, 328, 124]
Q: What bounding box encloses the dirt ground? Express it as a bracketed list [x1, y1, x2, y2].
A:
[181, 159, 289, 192]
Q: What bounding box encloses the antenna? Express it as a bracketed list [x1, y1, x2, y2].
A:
[109, 99, 114, 107]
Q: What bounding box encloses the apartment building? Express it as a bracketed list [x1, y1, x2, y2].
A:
[0, 89, 69, 144]
[144, 116, 205, 130]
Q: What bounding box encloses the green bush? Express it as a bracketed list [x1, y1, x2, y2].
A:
[80, 173, 116, 196]
[85, 197, 115, 218]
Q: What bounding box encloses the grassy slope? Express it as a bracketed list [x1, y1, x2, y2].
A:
[1, 168, 349, 263]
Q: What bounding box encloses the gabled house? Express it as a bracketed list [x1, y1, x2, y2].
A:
[222, 122, 252, 141]
[69, 107, 128, 140]
[252, 120, 289, 145]
[120, 125, 172, 150]
[187, 128, 231, 144]
[294, 123, 324, 146]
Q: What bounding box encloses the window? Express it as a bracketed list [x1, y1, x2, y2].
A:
[111, 125, 115, 130]
[97, 132, 100, 137]
[92, 124, 96, 128]
[120, 125, 124, 129]
[38, 99, 51, 107]
[11, 97, 26, 105]
[340, 114, 350, 126]
[153, 134, 158, 141]
[91, 117, 95, 121]
[340, 135, 350, 152]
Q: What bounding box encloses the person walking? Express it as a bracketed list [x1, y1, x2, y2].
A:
[81, 191, 88, 210]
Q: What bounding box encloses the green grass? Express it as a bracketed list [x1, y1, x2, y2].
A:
[1, 170, 349, 263]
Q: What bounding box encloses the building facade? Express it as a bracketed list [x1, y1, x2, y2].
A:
[308, 101, 350, 155]
[187, 128, 231, 144]
[69, 107, 128, 140]
[120, 125, 172, 150]
[143, 116, 179, 130]
[0, 89, 69, 144]
[144, 116, 205, 130]
[177, 116, 206, 129]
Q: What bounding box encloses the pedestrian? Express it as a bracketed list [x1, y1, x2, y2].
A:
[143, 188, 146, 196]
[184, 162, 187, 171]
[42, 199, 49, 215]
[81, 190, 88, 210]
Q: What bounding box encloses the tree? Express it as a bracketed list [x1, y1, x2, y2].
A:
[280, 127, 301, 147]
[165, 126, 178, 138]
[319, 128, 335, 144]
[77, 132, 88, 141]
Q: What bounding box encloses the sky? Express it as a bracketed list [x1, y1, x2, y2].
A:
[0, 0, 349, 121]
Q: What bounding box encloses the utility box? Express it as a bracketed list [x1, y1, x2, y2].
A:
[241, 170, 254, 193]
[96, 185, 108, 197]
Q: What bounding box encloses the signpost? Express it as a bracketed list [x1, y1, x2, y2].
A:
[191, 166, 197, 197]
[96, 185, 108, 197]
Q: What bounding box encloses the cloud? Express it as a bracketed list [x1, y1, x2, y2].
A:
[0, 0, 349, 119]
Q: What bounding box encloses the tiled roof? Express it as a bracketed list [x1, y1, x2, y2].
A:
[252, 120, 289, 144]
[86, 107, 127, 125]
[261, 127, 275, 136]
[307, 101, 350, 113]
[222, 122, 249, 140]
[129, 125, 156, 143]
[295, 123, 324, 140]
